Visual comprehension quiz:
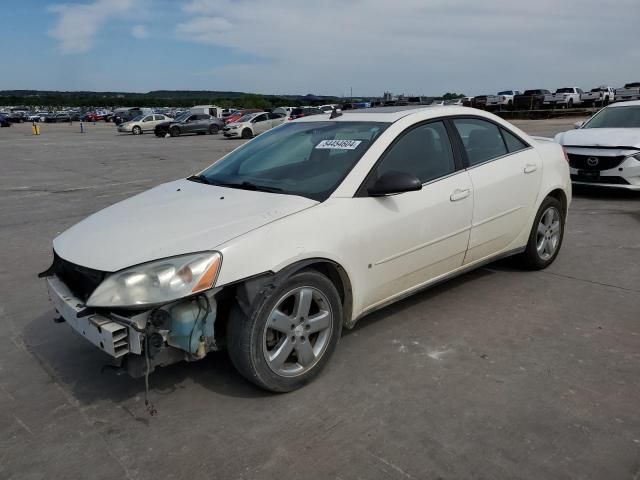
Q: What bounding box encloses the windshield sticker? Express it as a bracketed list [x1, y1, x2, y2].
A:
[315, 139, 362, 150]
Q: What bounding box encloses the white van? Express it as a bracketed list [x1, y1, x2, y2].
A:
[190, 105, 223, 118]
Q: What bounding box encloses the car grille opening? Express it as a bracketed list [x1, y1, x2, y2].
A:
[567, 153, 626, 171]
[570, 174, 630, 185]
[52, 252, 107, 301]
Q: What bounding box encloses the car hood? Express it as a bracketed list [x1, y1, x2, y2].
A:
[556, 128, 640, 149]
[53, 179, 318, 272]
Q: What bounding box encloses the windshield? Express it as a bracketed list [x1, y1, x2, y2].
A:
[174, 113, 191, 122]
[195, 121, 389, 201]
[583, 106, 640, 129]
[131, 115, 144, 122]
[237, 114, 257, 123]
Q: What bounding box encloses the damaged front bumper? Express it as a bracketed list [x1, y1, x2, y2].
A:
[46, 274, 220, 378]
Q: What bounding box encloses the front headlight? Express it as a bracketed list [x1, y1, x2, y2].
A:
[86, 252, 222, 308]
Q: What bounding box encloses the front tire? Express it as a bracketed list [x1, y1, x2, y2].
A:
[227, 270, 343, 392]
[170, 126, 180, 137]
[132, 126, 142, 135]
[517, 196, 565, 270]
[241, 128, 253, 139]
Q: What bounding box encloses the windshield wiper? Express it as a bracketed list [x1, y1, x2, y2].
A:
[187, 174, 213, 184]
[216, 181, 283, 193]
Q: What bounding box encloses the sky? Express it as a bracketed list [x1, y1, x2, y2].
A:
[1, 0, 639, 97]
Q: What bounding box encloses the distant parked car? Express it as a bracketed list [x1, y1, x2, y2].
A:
[118, 114, 172, 135]
[444, 98, 464, 106]
[318, 104, 340, 114]
[272, 106, 294, 117]
[615, 82, 640, 102]
[223, 112, 285, 139]
[581, 86, 615, 107]
[543, 87, 583, 108]
[554, 100, 640, 190]
[154, 113, 224, 137]
[0, 114, 11, 127]
[513, 89, 551, 110]
[45, 113, 72, 123]
[6, 111, 26, 123]
[289, 107, 324, 120]
[224, 109, 263, 124]
[112, 108, 153, 125]
[83, 111, 107, 122]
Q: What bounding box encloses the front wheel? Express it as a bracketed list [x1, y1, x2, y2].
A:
[516, 197, 564, 270]
[132, 126, 142, 135]
[241, 128, 253, 139]
[170, 126, 180, 137]
[227, 270, 343, 392]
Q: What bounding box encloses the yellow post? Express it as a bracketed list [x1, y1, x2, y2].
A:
[32, 122, 37, 135]
[36, 123, 41, 135]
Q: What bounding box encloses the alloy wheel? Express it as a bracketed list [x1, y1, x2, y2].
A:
[262, 286, 333, 377]
[536, 206, 561, 261]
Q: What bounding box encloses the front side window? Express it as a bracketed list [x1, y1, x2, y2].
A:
[197, 121, 389, 201]
[252, 114, 268, 123]
[374, 121, 455, 184]
[453, 118, 508, 166]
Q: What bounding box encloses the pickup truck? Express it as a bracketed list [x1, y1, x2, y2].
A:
[580, 86, 615, 106]
[615, 82, 640, 101]
[513, 89, 551, 110]
[543, 87, 583, 108]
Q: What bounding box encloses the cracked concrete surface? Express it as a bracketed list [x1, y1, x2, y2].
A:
[0, 120, 638, 479]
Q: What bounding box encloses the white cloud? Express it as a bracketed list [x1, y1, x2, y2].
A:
[175, 0, 640, 96]
[131, 25, 149, 39]
[49, 0, 135, 54]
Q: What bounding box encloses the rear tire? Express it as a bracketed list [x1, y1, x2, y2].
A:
[227, 269, 343, 392]
[516, 196, 565, 270]
[209, 124, 219, 135]
[568, 99, 574, 109]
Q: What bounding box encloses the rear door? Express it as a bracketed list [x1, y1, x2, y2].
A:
[451, 117, 542, 264]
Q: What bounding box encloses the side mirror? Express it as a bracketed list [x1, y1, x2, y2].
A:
[574, 121, 584, 129]
[368, 171, 422, 197]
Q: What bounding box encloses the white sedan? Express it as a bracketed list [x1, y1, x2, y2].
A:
[222, 112, 286, 139]
[117, 114, 171, 135]
[554, 100, 640, 190]
[41, 107, 571, 392]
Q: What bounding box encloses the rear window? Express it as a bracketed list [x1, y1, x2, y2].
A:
[556, 88, 574, 93]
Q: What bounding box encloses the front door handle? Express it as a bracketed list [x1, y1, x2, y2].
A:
[524, 164, 538, 174]
[450, 188, 471, 202]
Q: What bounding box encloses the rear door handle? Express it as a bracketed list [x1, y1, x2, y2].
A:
[524, 164, 538, 174]
[450, 188, 471, 202]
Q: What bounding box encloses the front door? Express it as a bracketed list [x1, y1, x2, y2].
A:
[353, 120, 474, 309]
[251, 113, 270, 135]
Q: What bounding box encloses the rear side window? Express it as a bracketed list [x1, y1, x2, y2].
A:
[453, 118, 508, 166]
[375, 121, 455, 184]
[501, 128, 528, 153]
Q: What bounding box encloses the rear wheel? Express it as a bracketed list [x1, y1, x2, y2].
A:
[227, 270, 342, 392]
[241, 128, 253, 139]
[567, 99, 574, 109]
[516, 197, 564, 270]
[170, 126, 180, 137]
[209, 124, 219, 135]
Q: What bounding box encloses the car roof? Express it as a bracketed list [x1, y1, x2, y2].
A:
[293, 105, 484, 123]
[608, 100, 640, 108]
